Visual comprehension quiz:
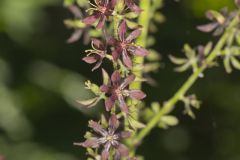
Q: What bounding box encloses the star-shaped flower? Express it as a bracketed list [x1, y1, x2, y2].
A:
[100, 70, 146, 113]
[108, 20, 149, 68]
[197, 8, 236, 36]
[74, 115, 131, 160]
[65, 5, 91, 44]
[82, 0, 116, 29]
[83, 38, 107, 71]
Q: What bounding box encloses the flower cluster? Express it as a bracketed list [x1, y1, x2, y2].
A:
[68, 0, 148, 159]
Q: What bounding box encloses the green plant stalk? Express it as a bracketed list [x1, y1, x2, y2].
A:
[126, 0, 151, 156]
[129, 0, 151, 90]
[134, 14, 240, 144]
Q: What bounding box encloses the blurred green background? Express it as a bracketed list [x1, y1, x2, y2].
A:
[0, 0, 240, 160]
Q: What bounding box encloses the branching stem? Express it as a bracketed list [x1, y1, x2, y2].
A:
[134, 13, 240, 145]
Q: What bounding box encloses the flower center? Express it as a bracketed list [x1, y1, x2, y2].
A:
[121, 42, 127, 49]
[99, 6, 107, 14]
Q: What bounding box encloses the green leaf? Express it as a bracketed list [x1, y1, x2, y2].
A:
[174, 62, 191, 72]
[208, 10, 225, 24]
[85, 80, 101, 95]
[64, 19, 86, 28]
[126, 20, 139, 29]
[128, 116, 146, 130]
[64, 0, 75, 6]
[184, 44, 195, 58]
[147, 50, 161, 61]
[151, 102, 161, 113]
[102, 69, 110, 85]
[125, 12, 139, 19]
[204, 42, 213, 56]
[76, 0, 89, 7]
[77, 97, 100, 108]
[235, 32, 240, 45]
[224, 54, 232, 73]
[169, 55, 187, 65]
[158, 115, 179, 129]
[231, 56, 240, 70]
[153, 12, 165, 23]
[115, 0, 125, 13]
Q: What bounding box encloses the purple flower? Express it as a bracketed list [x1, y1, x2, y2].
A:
[65, 5, 91, 44]
[125, 0, 142, 13]
[83, 38, 106, 71]
[82, 0, 116, 29]
[197, 8, 236, 36]
[108, 20, 149, 68]
[100, 70, 146, 113]
[74, 115, 131, 160]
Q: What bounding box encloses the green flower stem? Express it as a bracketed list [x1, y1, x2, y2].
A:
[126, 0, 151, 156]
[129, 0, 151, 90]
[134, 14, 240, 144]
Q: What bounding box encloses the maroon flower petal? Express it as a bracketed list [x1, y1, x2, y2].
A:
[67, 29, 83, 43]
[125, 0, 143, 13]
[68, 5, 82, 18]
[119, 131, 131, 139]
[213, 26, 224, 36]
[109, 0, 117, 9]
[82, 56, 98, 64]
[118, 95, 129, 113]
[82, 14, 99, 25]
[197, 22, 218, 33]
[126, 29, 141, 42]
[112, 48, 121, 61]
[107, 37, 118, 45]
[88, 120, 107, 135]
[128, 90, 146, 100]
[92, 38, 104, 49]
[133, 47, 149, 56]
[101, 149, 109, 160]
[116, 144, 129, 157]
[111, 71, 121, 84]
[120, 74, 135, 89]
[105, 97, 115, 111]
[96, 15, 106, 29]
[109, 114, 119, 131]
[74, 138, 99, 148]
[92, 59, 103, 71]
[122, 49, 133, 68]
[118, 20, 127, 41]
[100, 84, 110, 93]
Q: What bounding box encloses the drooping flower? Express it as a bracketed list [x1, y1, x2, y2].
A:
[74, 115, 131, 160]
[100, 70, 146, 113]
[82, 0, 116, 29]
[197, 8, 236, 36]
[65, 5, 91, 44]
[83, 38, 107, 71]
[108, 20, 149, 68]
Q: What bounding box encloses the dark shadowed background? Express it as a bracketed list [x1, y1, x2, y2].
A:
[0, 0, 240, 160]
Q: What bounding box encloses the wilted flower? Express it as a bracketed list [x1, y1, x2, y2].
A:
[197, 8, 236, 36]
[83, 38, 107, 71]
[65, 5, 91, 44]
[108, 20, 148, 68]
[100, 70, 146, 113]
[82, 0, 116, 29]
[74, 115, 131, 160]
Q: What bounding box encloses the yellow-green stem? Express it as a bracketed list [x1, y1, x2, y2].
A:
[129, 0, 151, 90]
[134, 14, 239, 144]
